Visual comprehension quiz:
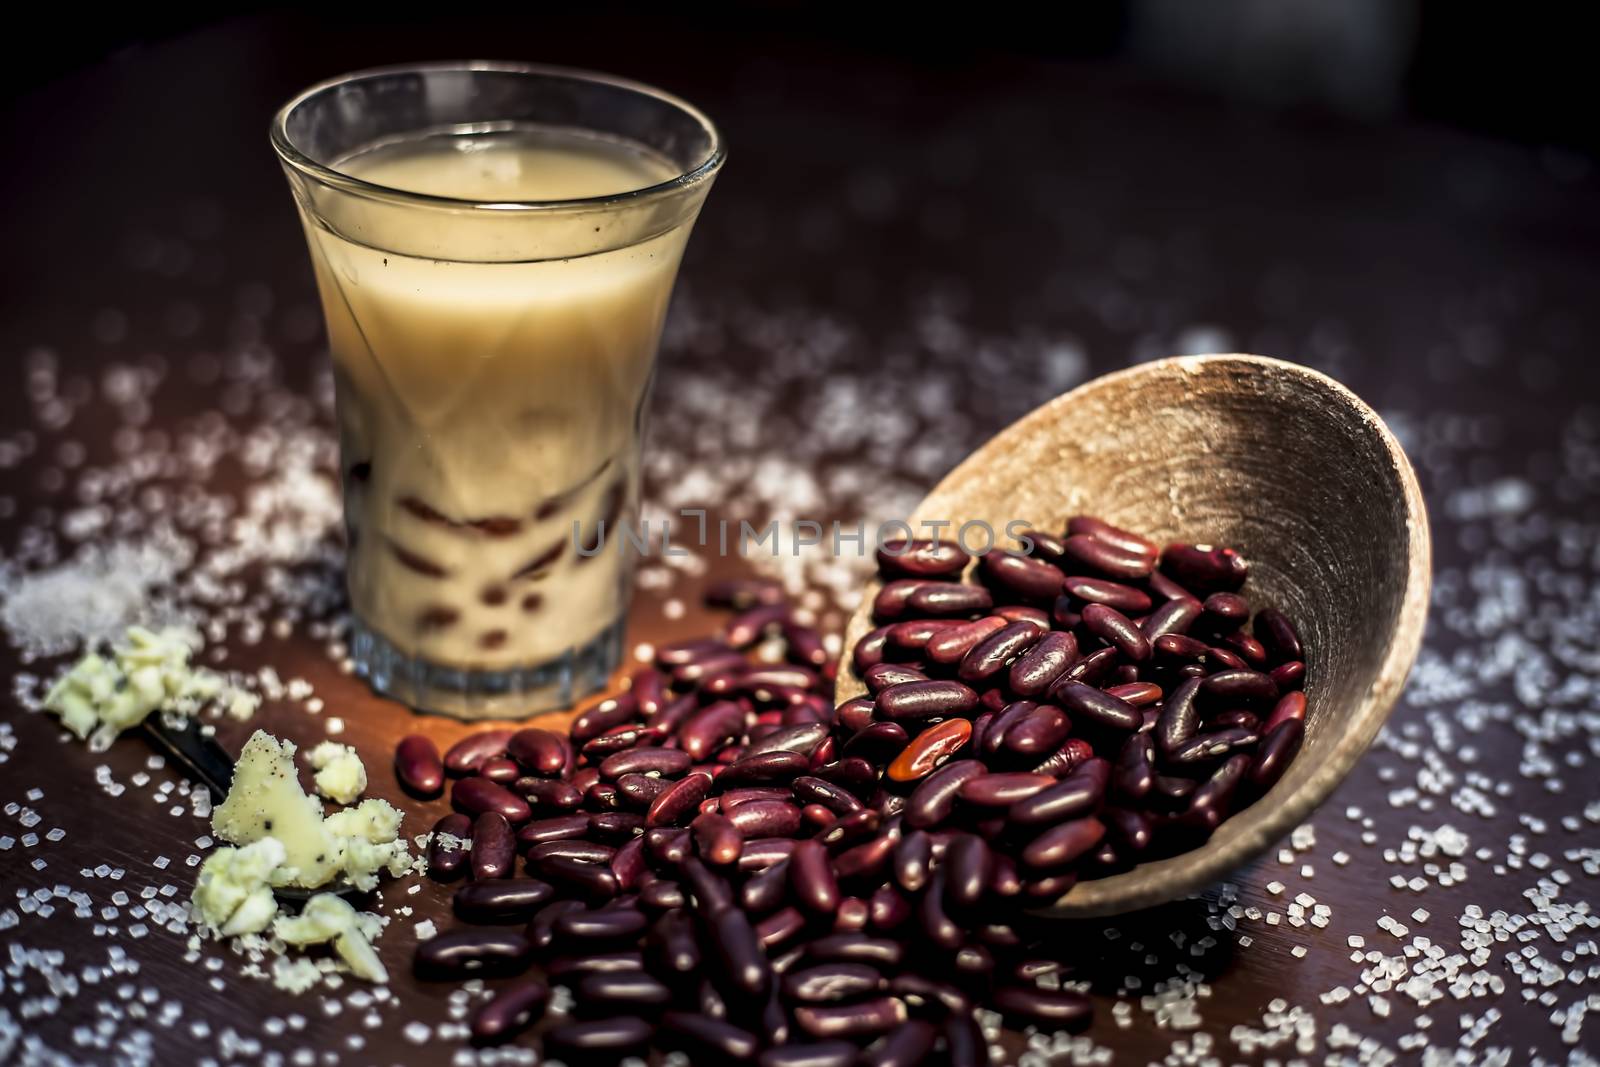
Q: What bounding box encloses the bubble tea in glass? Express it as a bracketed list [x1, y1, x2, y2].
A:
[272, 64, 723, 717]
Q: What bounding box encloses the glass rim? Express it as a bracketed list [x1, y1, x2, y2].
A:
[270, 60, 725, 213]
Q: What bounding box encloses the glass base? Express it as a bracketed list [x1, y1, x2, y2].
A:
[350, 616, 624, 720]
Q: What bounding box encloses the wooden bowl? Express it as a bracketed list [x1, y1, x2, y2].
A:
[837, 354, 1430, 917]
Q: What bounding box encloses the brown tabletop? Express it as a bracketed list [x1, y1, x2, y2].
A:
[2, 13, 1598, 1066]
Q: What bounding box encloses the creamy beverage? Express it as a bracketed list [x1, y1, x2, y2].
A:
[303, 131, 687, 695]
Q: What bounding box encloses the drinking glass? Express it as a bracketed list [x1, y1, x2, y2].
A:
[272, 63, 723, 717]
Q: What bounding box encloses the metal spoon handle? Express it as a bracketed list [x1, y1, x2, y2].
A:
[136, 716, 235, 802]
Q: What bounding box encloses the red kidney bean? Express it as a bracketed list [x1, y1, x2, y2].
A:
[1060, 645, 1118, 684]
[813, 757, 877, 797]
[628, 667, 668, 719]
[1266, 690, 1308, 731]
[657, 637, 729, 666]
[1066, 515, 1156, 556]
[469, 812, 515, 880]
[710, 906, 773, 1000]
[724, 604, 789, 649]
[942, 834, 992, 910]
[893, 971, 973, 1016]
[1000, 705, 1071, 757]
[673, 652, 750, 689]
[840, 721, 910, 764]
[1209, 709, 1261, 732]
[452, 777, 531, 824]
[413, 929, 532, 979]
[679, 702, 745, 761]
[742, 665, 821, 695]
[1009, 758, 1109, 826]
[598, 747, 691, 781]
[1050, 595, 1083, 631]
[548, 951, 647, 978]
[1160, 543, 1248, 593]
[1151, 772, 1199, 807]
[1103, 806, 1154, 852]
[795, 997, 908, 1041]
[759, 1042, 859, 1067]
[1031, 736, 1095, 778]
[589, 811, 646, 842]
[942, 1013, 986, 1067]
[1249, 719, 1304, 791]
[960, 772, 1053, 807]
[1140, 596, 1204, 640]
[1113, 733, 1155, 802]
[426, 813, 472, 882]
[832, 834, 897, 882]
[645, 773, 713, 828]
[647, 908, 701, 976]
[743, 722, 830, 760]
[835, 698, 876, 734]
[394, 735, 445, 796]
[904, 759, 985, 829]
[543, 1017, 653, 1060]
[453, 877, 553, 922]
[554, 905, 648, 946]
[537, 855, 620, 898]
[721, 787, 792, 810]
[783, 839, 838, 914]
[993, 604, 1052, 630]
[528, 839, 615, 867]
[1155, 676, 1204, 758]
[443, 729, 513, 776]
[1203, 668, 1279, 707]
[863, 662, 927, 694]
[719, 751, 808, 786]
[979, 550, 1066, 602]
[1020, 816, 1106, 872]
[868, 884, 911, 933]
[470, 978, 548, 1045]
[611, 836, 647, 893]
[885, 618, 959, 655]
[805, 933, 904, 969]
[1021, 871, 1077, 901]
[726, 799, 803, 838]
[579, 968, 672, 1012]
[885, 718, 971, 782]
[907, 583, 993, 617]
[740, 857, 792, 915]
[887, 830, 929, 894]
[958, 620, 1043, 682]
[1222, 629, 1269, 668]
[1270, 659, 1306, 691]
[1051, 680, 1142, 731]
[873, 579, 934, 621]
[691, 812, 744, 867]
[571, 692, 640, 744]
[1006, 630, 1078, 697]
[1063, 575, 1153, 614]
[1015, 527, 1068, 564]
[860, 1019, 938, 1067]
[792, 776, 865, 816]
[1253, 606, 1303, 662]
[505, 728, 567, 777]
[783, 624, 830, 672]
[818, 811, 883, 853]
[979, 700, 1034, 756]
[993, 986, 1092, 1030]
[1060, 534, 1153, 580]
[783, 962, 885, 1004]
[1182, 753, 1252, 832]
[1082, 603, 1152, 662]
[585, 781, 623, 812]
[1154, 633, 1210, 663]
[852, 625, 893, 672]
[581, 723, 663, 761]
[875, 680, 977, 721]
[704, 579, 785, 611]
[876, 538, 968, 578]
[661, 1011, 761, 1060]
[1106, 681, 1163, 707]
[477, 757, 520, 784]
[515, 814, 591, 849]
[924, 616, 1008, 665]
[1201, 591, 1250, 630]
[918, 872, 963, 949]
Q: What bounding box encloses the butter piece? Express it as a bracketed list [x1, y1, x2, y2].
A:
[43, 625, 259, 749]
[212, 731, 342, 888]
[274, 893, 388, 984]
[191, 837, 286, 936]
[306, 741, 367, 805]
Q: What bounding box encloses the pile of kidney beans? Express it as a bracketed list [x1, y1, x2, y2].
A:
[394, 516, 1308, 1064]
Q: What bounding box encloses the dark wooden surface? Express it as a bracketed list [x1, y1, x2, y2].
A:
[2, 13, 1598, 1065]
